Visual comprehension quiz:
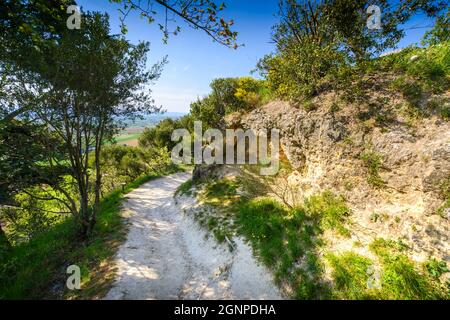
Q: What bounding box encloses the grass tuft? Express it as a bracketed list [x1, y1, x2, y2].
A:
[326, 252, 374, 300]
[368, 238, 448, 300]
[303, 191, 351, 236]
[361, 151, 386, 188]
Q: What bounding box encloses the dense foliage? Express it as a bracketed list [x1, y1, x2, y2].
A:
[258, 0, 447, 103]
[189, 77, 269, 129]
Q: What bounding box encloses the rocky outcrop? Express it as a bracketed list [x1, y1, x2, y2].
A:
[226, 97, 450, 263]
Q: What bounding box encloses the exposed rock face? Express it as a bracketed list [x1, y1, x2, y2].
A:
[193, 164, 241, 182]
[193, 164, 222, 182]
[227, 98, 450, 263]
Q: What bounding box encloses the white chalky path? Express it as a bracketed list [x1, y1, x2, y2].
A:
[105, 172, 282, 300]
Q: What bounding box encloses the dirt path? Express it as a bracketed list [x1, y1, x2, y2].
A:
[104, 172, 282, 300]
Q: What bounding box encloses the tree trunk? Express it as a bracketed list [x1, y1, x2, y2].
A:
[91, 154, 101, 232]
[0, 222, 11, 253]
[79, 189, 91, 238]
[91, 123, 105, 232]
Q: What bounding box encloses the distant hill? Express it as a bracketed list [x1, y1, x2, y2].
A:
[115, 112, 187, 146]
[123, 112, 186, 129]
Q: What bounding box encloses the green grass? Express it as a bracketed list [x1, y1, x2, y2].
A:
[326, 241, 449, 300]
[377, 255, 445, 299]
[368, 238, 448, 300]
[104, 133, 142, 146]
[0, 167, 181, 299]
[175, 178, 195, 197]
[361, 151, 386, 188]
[237, 197, 329, 299]
[303, 191, 351, 236]
[203, 178, 239, 206]
[192, 178, 239, 246]
[326, 252, 374, 300]
[376, 42, 450, 92]
[236, 192, 350, 299]
[206, 180, 448, 300]
[354, 42, 450, 124]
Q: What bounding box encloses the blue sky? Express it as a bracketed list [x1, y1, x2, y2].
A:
[77, 0, 436, 113]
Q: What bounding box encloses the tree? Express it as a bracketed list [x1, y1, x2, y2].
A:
[0, 0, 238, 123]
[0, 0, 238, 241]
[274, 0, 446, 62]
[0, 0, 77, 123]
[139, 118, 180, 150]
[45, 13, 163, 235]
[0, 120, 70, 208]
[260, 0, 446, 101]
[422, 10, 450, 46]
[110, 0, 238, 47]
[1, 12, 164, 236]
[0, 223, 11, 255]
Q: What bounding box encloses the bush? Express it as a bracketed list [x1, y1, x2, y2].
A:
[234, 77, 270, 111]
[100, 144, 173, 191]
[189, 77, 270, 129]
[303, 191, 350, 236]
[259, 42, 348, 103]
[139, 118, 184, 151]
[361, 151, 386, 188]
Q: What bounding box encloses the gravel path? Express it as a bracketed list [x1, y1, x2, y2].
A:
[104, 172, 282, 300]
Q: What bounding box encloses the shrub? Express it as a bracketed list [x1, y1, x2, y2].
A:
[234, 77, 270, 111]
[100, 145, 172, 184]
[361, 151, 386, 188]
[424, 258, 449, 279]
[259, 42, 348, 103]
[189, 77, 270, 130]
[139, 118, 180, 150]
[303, 191, 350, 236]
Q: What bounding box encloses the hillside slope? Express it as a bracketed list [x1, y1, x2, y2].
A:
[187, 46, 450, 299]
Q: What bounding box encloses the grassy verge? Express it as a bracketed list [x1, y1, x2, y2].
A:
[237, 193, 350, 299]
[369, 239, 448, 299]
[0, 167, 182, 300]
[326, 252, 374, 299]
[192, 178, 239, 245]
[175, 178, 195, 197]
[193, 177, 350, 298]
[196, 177, 449, 300]
[325, 239, 449, 300]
